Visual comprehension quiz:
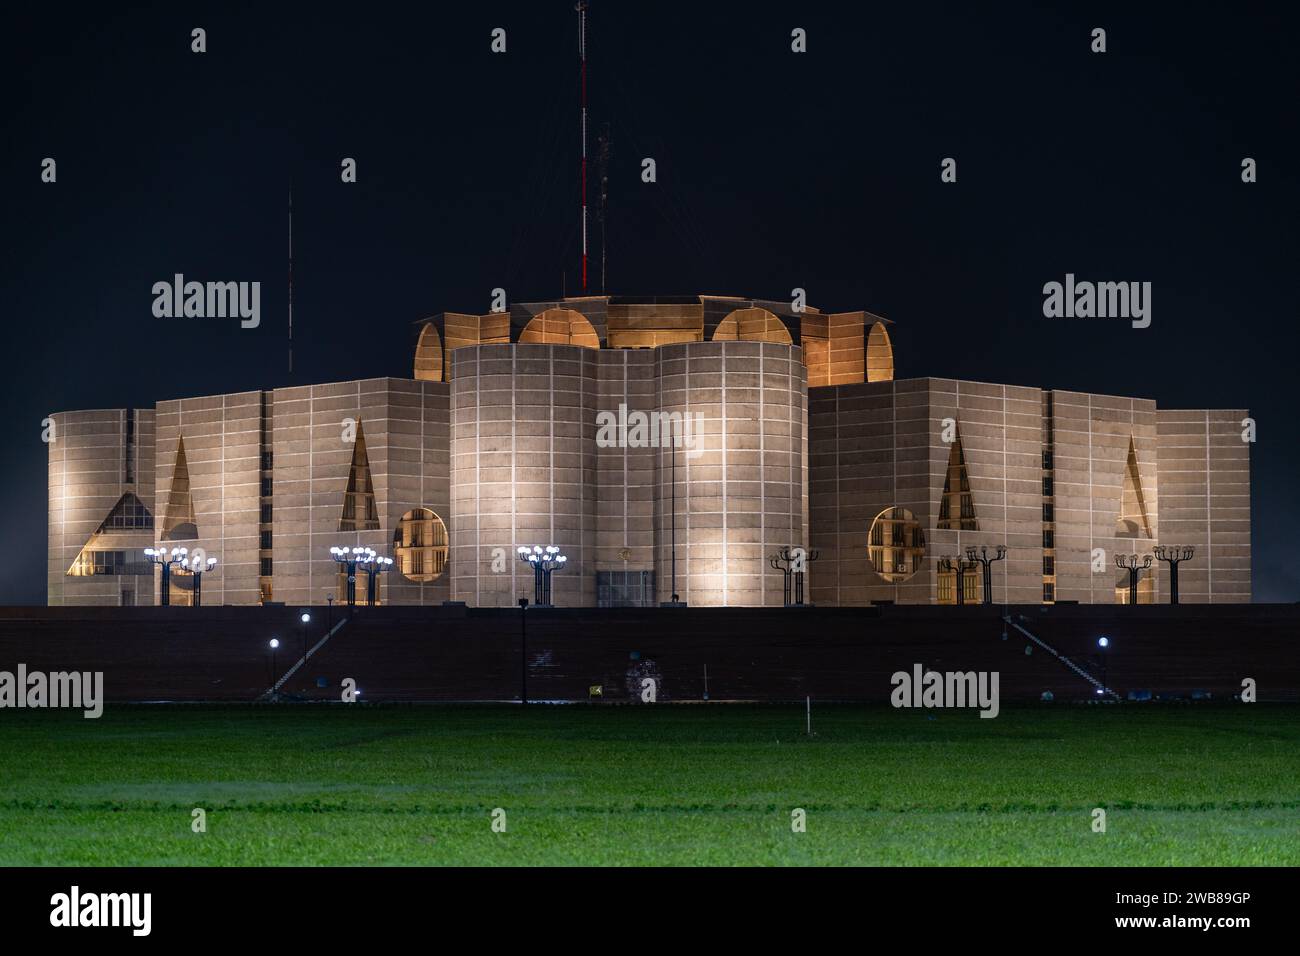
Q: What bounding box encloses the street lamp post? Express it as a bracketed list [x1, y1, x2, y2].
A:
[298, 611, 311, 686]
[365, 555, 394, 606]
[188, 555, 218, 607]
[1096, 636, 1110, 695]
[517, 545, 567, 607]
[1116, 553, 1153, 605]
[518, 597, 529, 705]
[144, 546, 187, 606]
[268, 637, 280, 698]
[795, 550, 818, 605]
[965, 545, 1007, 605]
[939, 555, 980, 606]
[769, 552, 793, 606]
[329, 546, 372, 607]
[769, 547, 819, 607]
[1152, 545, 1194, 605]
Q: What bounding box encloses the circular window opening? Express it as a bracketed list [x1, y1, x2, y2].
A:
[393, 508, 449, 583]
[867, 507, 926, 582]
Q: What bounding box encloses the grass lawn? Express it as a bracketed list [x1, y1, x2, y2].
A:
[0, 703, 1296, 865]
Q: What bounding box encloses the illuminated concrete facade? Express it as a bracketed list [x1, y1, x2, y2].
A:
[809, 381, 1249, 605]
[48, 294, 1250, 606]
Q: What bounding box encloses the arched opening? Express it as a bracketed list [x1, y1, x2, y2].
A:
[866, 320, 894, 382]
[711, 307, 792, 344]
[518, 308, 600, 348]
[393, 507, 449, 583]
[414, 323, 444, 382]
[867, 506, 926, 582]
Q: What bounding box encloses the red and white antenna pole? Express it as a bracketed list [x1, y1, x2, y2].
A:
[288, 184, 294, 373]
[578, 1, 588, 292]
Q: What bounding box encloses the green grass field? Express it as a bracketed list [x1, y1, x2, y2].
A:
[0, 704, 1296, 865]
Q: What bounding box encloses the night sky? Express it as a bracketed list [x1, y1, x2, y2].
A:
[3, 1, 1297, 604]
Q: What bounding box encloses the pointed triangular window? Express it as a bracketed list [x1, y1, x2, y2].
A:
[161, 437, 198, 540]
[95, 492, 154, 533]
[1116, 437, 1152, 538]
[937, 428, 978, 531]
[339, 421, 380, 532]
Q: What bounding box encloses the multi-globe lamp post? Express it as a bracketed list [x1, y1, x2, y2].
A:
[769, 547, 819, 607]
[965, 545, 1007, 605]
[187, 554, 218, 607]
[362, 552, 394, 606]
[517, 545, 566, 607]
[143, 546, 187, 606]
[329, 546, 366, 606]
[1152, 545, 1194, 605]
[938, 554, 979, 606]
[1116, 553, 1153, 605]
[329, 546, 394, 607]
[513, 546, 566, 705]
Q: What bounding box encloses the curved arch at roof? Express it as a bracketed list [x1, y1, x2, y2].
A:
[414, 323, 444, 382]
[518, 308, 600, 349]
[710, 307, 792, 344]
[866, 320, 894, 382]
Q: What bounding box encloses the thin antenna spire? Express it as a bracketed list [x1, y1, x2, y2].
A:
[597, 122, 610, 292]
[288, 184, 294, 374]
[577, 1, 589, 292]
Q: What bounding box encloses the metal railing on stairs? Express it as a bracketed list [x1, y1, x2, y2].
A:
[1003, 614, 1116, 698]
[261, 616, 350, 700]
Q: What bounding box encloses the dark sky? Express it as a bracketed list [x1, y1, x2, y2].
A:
[3, 1, 1297, 604]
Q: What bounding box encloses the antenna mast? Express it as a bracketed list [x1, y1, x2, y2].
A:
[577, 1, 589, 292]
[597, 122, 610, 292]
[288, 184, 294, 374]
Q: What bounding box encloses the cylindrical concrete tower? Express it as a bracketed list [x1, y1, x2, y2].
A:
[449, 343, 599, 606]
[653, 341, 807, 606]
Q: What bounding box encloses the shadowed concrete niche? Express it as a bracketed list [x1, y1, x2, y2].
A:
[518, 308, 601, 348]
[711, 307, 793, 344]
[1116, 436, 1153, 538]
[866, 320, 894, 382]
[413, 324, 444, 383]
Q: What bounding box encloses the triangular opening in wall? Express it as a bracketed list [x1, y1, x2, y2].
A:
[339, 420, 380, 532]
[66, 491, 157, 575]
[937, 427, 979, 531]
[1116, 436, 1152, 539]
[94, 492, 154, 534]
[161, 437, 198, 540]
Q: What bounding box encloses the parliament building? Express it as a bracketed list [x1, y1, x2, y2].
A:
[47, 295, 1251, 608]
